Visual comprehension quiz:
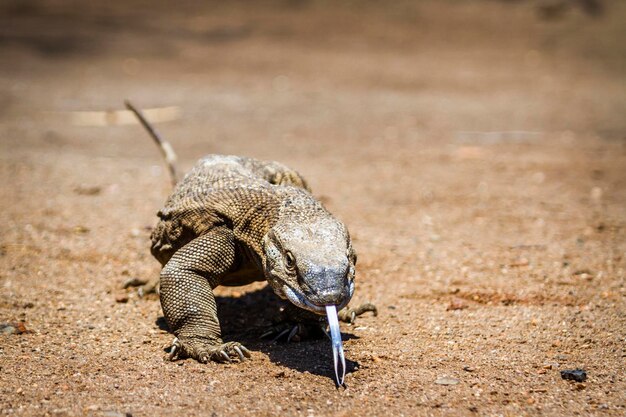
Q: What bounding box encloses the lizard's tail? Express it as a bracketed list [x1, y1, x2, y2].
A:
[125, 100, 179, 187]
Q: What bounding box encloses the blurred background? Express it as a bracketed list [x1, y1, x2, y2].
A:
[1, 0, 625, 160]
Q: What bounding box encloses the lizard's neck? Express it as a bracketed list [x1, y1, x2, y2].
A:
[227, 188, 283, 270]
[233, 187, 330, 274]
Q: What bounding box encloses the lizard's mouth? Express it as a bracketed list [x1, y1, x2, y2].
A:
[282, 280, 354, 315]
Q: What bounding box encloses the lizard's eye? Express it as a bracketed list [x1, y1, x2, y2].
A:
[285, 251, 296, 272]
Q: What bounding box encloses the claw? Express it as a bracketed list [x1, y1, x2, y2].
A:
[234, 346, 246, 362]
[326, 305, 346, 387]
[220, 351, 231, 363]
[351, 311, 356, 323]
[260, 329, 274, 339]
[287, 325, 299, 343]
[271, 327, 291, 342]
[319, 324, 331, 341]
[168, 337, 179, 361]
[239, 346, 251, 358]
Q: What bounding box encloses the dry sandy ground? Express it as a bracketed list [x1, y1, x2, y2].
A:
[0, 1, 625, 416]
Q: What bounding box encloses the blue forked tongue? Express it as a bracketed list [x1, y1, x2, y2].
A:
[325, 305, 346, 387]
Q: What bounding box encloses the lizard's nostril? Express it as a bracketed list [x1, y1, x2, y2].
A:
[314, 285, 347, 306]
[296, 272, 310, 294]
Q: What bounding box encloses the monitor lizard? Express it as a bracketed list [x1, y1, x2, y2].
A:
[126, 101, 376, 385]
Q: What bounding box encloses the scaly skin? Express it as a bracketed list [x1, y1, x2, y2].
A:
[151, 155, 375, 363]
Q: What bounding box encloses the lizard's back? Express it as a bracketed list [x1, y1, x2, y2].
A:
[150, 154, 309, 268]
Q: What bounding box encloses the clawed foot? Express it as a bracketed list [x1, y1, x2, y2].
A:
[168, 337, 251, 363]
[338, 302, 378, 324]
[260, 321, 326, 342]
[260, 302, 378, 342]
[261, 303, 327, 342]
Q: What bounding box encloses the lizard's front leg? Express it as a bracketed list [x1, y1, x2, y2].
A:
[160, 227, 251, 363]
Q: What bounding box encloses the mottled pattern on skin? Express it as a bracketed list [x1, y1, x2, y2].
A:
[151, 155, 368, 363]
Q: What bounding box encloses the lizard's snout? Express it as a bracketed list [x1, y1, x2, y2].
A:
[314, 285, 347, 306]
[301, 264, 352, 307]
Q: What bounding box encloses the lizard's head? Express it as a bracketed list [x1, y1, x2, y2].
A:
[262, 217, 356, 315]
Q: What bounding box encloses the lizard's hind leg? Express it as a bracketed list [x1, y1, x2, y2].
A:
[261, 302, 378, 342]
[160, 227, 251, 363]
[261, 304, 327, 343]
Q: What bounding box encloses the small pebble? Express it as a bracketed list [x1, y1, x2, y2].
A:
[435, 377, 460, 385]
[0, 322, 29, 335]
[510, 258, 529, 267]
[73, 225, 90, 234]
[115, 294, 129, 304]
[0, 323, 17, 335]
[560, 369, 587, 382]
[74, 185, 102, 196]
[447, 298, 469, 311]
